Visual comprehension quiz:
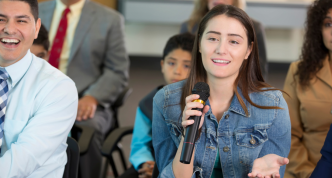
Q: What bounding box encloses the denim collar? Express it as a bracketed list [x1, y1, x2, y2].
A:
[205, 87, 251, 118]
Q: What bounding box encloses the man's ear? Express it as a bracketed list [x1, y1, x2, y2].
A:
[245, 41, 253, 60]
[160, 60, 164, 73]
[34, 18, 41, 39]
[46, 51, 50, 61]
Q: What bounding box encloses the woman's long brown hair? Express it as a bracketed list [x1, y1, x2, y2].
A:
[180, 5, 282, 118]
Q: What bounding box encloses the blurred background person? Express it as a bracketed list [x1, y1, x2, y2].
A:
[31, 24, 49, 60]
[283, 0, 332, 177]
[180, 0, 268, 80]
[119, 33, 195, 178]
[38, 0, 129, 177]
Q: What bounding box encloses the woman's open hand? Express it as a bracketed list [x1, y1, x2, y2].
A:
[248, 154, 289, 178]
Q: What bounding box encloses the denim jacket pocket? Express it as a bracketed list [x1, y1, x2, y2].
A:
[235, 125, 269, 172]
[236, 126, 268, 148]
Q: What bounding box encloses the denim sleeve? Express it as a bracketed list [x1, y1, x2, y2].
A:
[152, 89, 177, 178]
[129, 107, 154, 170]
[258, 93, 291, 178]
[152, 89, 201, 178]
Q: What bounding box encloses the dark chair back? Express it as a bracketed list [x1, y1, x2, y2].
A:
[63, 137, 80, 178]
[110, 86, 133, 130]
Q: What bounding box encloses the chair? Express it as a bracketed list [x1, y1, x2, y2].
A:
[102, 126, 133, 177]
[101, 86, 133, 177]
[107, 86, 133, 136]
[71, 124, 95, 155]
[63, 137, 80, 178]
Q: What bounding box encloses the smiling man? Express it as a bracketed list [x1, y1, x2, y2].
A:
[0, 0, 78, 177]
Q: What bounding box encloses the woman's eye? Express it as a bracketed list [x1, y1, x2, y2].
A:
[208, 37, 218, 42]
[168, 62, 175, 66]
[230, 40, 239, 44]
[324, 23, 332, 27]
[184, 65, 190, 69]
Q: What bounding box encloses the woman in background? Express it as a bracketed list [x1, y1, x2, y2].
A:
[283, 0, 332, 177]
[180, 0, 268, 80]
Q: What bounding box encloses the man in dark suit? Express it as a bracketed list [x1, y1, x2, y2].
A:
[310, 124, 332, 177]
[38, 0, 129, 177]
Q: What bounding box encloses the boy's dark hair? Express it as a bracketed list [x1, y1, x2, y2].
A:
[33, 24, 49, 51]
[12, 0, 39, 21]
[162, 32, 195, 59]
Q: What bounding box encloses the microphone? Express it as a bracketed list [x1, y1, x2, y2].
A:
[180, 82, 210, 164]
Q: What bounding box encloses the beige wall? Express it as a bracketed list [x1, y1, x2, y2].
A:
[37, 0, 117, 10]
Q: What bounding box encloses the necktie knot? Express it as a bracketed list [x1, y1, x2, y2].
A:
[63, 7, 70, 16]
[0, 69, 9, 81]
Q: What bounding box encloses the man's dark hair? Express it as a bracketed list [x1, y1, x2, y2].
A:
[162, 32, 195, 59]
[33, 24, 49, 51]
[14, 0, 39, 21]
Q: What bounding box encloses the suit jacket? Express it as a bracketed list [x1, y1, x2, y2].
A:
[39, 0, 129, 107]
[180, 19, 268, 80]
[311, 124, 332, 178]
[283, 57, 332, 178]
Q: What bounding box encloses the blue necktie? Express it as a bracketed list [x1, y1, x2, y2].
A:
[0, 69, 9, 152]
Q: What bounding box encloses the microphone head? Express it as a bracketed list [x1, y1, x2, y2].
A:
[192, 82, 210, 102]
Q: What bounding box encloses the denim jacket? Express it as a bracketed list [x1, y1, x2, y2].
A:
[152, 81, 291, 178]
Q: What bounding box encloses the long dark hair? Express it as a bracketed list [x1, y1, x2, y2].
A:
[296, 0, 332, 88]
[180, 5, 281, 117]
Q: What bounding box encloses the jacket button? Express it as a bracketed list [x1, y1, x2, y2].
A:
[250, 135, 256, 145]
[225, 114, 229, 119]
[250, 138, 256, 145]
[223, 146, 230, 152]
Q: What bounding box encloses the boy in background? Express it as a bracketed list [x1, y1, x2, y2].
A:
[31, 24, 49, 60]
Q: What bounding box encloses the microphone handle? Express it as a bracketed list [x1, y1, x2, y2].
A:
[180, 107, 203, 164]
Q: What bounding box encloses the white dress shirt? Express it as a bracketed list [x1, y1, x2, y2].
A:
[49, 0, 85, 74]
[0, 50, 78, 178]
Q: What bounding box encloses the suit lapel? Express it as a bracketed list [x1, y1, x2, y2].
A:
[40, 1, 56, 31]
[69, 1, 96, 63]
[316, 56, 332, 89]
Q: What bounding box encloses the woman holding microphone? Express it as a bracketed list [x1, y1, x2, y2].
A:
[152, 4, 291, 178]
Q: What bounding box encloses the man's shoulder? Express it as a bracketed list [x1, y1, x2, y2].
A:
[86, 1, 123, 19]
[38, 0, 55, 9]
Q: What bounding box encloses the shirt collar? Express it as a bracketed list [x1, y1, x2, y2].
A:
[3, 50, 32, 87]
[56, 0, 85, 16]
[316, 55, 332, 88]
[205, 86, 251, 118]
